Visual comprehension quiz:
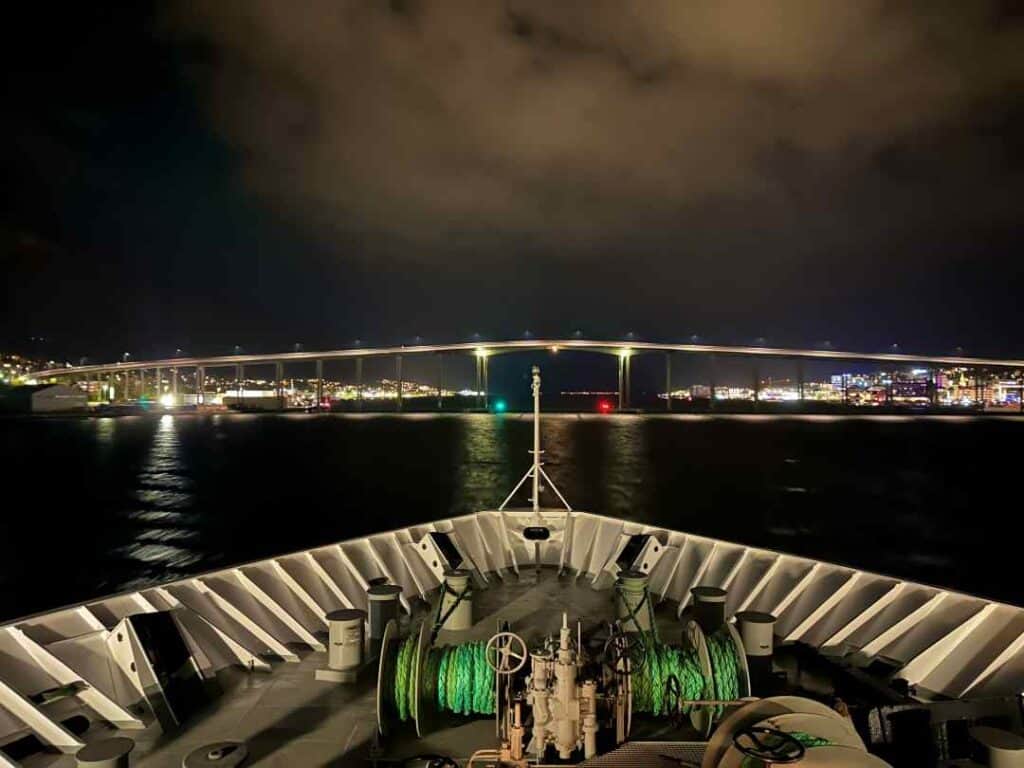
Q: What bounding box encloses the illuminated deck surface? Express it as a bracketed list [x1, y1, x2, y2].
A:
[37, 568, 692, 767]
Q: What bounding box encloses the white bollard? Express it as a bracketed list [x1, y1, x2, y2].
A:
[316, 608, 366, 683]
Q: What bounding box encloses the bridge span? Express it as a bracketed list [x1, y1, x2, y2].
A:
[31, 338, 1024, 379]
[30, 339, 1024, 412]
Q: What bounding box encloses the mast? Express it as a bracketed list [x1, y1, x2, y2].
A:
[498, 365, 571, 512]
[532, 365, 541, 515]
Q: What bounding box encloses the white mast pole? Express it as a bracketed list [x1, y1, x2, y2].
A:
[498, 364, 570, 512]
[532, 365, 541, 515]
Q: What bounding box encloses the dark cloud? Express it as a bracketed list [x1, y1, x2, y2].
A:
[175, 0, 1024, 254]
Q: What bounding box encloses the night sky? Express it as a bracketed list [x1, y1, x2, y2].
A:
[3, 2, 1023, 364]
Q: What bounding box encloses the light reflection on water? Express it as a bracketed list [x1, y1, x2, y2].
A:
[120, 414, 200, 575]
[3, 410, 1022, 619]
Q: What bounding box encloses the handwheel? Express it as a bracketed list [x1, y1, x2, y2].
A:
[605, 626, 647, 673]
[485, 632, 528, 675]
[732, 726, 806, 764]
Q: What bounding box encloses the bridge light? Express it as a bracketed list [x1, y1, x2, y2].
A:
[549, 346, 559, 354]
[475, 347, 489, 358]
[618, 348, 632, 359]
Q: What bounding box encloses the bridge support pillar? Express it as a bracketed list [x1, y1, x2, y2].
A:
[197, 366, 205, 406]
[975, 367, 983, 411]
[929, 369, 937, 408]
[665, 353, 672, 411]
[275, 361, 284, 407]
[617, 355, 624, 411]
[625, 354, 631, 409]
[172, 368, 178, 400]
[316, 359, 323, 410]
[753, 363, 760, 409]
[842, 373, 849, 407]
[356, 357, 363, 410]
[797, 359, 804, 402]
[482, 355, 489, 410]
[475, 355, 482, 409]
[709, 354, 716, 411]
[139, 369, 146, 401]
[235, 364, 244, 404]
[396, 355, 403, 412]
[109, 372, 115, 403]
[886, 373, 893, 408]
[437, 354, 443, 410]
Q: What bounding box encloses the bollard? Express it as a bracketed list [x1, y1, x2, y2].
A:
[735, 610, 776, 695]
[367, 583, 402, 640]
[439, 569, 473, 631]
[316, 608, 366, 683]
[76, 738, 134, 768]
[615, 570, 652, 633]
[690, 586, 728, 635]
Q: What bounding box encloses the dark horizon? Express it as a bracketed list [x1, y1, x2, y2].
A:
[3, 3, 1023, 362]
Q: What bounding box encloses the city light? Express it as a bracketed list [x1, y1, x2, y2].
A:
[159, 393, 174, 407]
[475, 347, 489, 358]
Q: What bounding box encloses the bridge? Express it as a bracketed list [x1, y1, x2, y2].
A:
[31, 338, 1024, 411]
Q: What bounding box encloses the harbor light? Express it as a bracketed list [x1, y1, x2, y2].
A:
[159, 393, 174, 407]
[493, 399, 507, 413]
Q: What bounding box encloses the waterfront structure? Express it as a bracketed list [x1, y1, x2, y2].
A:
[0, 383, 87, 413]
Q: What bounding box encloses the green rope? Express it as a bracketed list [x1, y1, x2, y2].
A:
[389, 635, 495, 722]
[632, 628, 741, 722]
[393, 633, 417, 722]
[739, 731, 833, 768]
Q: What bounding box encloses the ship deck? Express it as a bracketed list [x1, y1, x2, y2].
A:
[32, 567, 692, 767]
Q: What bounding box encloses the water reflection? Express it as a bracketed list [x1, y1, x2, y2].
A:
[121, 415, 200, 573]
[454, 414, 514, 510]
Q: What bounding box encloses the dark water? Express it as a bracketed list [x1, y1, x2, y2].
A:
[1, 413, 1019, 621]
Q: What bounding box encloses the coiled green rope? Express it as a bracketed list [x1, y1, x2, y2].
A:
[632, 628, 742, 721]
[390, 635, 495, 722]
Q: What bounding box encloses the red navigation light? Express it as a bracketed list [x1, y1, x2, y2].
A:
[598, 400, 612, 413]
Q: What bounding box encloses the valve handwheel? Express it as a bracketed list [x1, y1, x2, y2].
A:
[485, 632, 528, 675]
[605, 628, 647, 673]
[732, 726, 806, 764]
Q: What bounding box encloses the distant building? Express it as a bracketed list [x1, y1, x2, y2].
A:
[0, 384, 87, 413]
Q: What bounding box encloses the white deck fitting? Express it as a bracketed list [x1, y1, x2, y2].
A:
[2, 510, 1024, 754]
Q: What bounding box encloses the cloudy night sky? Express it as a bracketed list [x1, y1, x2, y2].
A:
[2, 1, 1023, 362]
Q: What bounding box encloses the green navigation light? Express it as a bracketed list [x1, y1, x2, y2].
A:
[493, 399, 507, 413]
